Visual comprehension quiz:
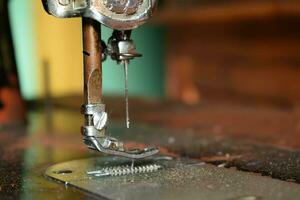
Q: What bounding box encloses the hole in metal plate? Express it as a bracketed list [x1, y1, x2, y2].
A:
[53, 169, 73, 175]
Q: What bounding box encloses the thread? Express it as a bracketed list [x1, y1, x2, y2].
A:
[87, 164, 162, 177]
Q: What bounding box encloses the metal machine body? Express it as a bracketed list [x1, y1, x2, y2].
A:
[42, 0, 156, 30]
[42, 0, 159, 159]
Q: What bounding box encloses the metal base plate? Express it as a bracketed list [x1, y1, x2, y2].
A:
[45, 156, 300, 200]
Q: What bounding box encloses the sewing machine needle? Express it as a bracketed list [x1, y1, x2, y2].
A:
[124, 60, 130, 128]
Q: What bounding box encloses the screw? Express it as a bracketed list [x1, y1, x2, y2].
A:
[93, 111, 108, 130]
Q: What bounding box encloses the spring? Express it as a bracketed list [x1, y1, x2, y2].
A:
[87, 164, 162, 177]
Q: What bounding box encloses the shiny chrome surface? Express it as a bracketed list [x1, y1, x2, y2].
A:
[81, 102, 159, 159]
[42, 0, 157, 30]
[103, 0, 143, 15]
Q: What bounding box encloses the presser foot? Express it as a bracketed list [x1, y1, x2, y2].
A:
[81, 104, 159, 159]
[83, 136, 159, 159]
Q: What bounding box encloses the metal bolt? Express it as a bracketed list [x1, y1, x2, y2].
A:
[93, 111, 108, 130]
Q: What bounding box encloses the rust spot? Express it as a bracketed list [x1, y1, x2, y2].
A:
[87, 69, 102, 103]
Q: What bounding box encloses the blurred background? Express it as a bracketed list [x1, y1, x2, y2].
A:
[1, 0, 300, 135]
[3, 0, 300, 106]
[7, 0, 165, 100]
[1, 0, 300, 132]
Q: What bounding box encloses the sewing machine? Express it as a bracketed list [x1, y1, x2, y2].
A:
[42, 0, 159, 159]
[2, 1, 300, 199]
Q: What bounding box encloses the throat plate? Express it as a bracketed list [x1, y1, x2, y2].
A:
[45, 156, 300, 200]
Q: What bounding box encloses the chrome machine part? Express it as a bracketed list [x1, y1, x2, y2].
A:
[107, 30, 142, 62]
[42, 0, 159, 159]
[93, 110, 108, 130]
[106, 30, 142, 128]
[84, 136, 159, 159]
[42, 0, 157, 30]
[81, 104, 159, 159]
[81, 104, 107, 136]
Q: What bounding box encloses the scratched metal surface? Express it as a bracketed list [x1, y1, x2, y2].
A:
[0, 101, 300, 199]
[45, 157, 300, 200]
